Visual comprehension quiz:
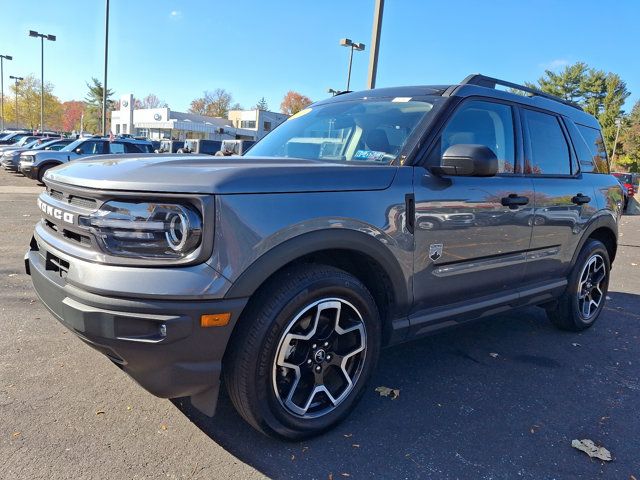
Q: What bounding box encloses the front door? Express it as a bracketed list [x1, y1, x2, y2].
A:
[412, 99, 534, 319]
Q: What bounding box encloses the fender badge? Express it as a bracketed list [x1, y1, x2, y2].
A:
[429, 244, 443, 261]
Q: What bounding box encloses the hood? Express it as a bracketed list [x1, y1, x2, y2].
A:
[45, 154, 398, 194]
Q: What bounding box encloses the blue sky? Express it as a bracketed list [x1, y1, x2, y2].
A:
[1, 0, 638, 112]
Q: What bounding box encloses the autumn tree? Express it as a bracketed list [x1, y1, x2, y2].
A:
[188, 89, 233, 118]
[84, 77, 115, 133]
[2, 74, 62, 130]
[530, 62, 630, 154]
[255, 97, 269, 111]
[618, 100, 640, 172]
[280, 91, 312, 115]
[61, 101, 85, 132]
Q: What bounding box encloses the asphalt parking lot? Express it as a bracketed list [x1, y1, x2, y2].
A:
[1, 170, 639, 480]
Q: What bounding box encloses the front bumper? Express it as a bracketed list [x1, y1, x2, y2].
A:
[1, 157, 19, 171]
[26, 237, 248, 415]
[19, 161, 34, 176]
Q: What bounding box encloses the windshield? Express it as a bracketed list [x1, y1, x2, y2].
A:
[61, 138, 86, 152]
[248, 98, 438, 164]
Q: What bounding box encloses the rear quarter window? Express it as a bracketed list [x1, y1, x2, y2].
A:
[574, 123, 609, 173]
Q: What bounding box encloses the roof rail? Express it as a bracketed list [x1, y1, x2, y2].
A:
[459, 74, 583, 111]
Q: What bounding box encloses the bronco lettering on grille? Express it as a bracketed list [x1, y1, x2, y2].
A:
[37, 198, 74, 224]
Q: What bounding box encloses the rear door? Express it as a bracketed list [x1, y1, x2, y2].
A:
[412, 98, 535, 316]
[520, 108, 598, 283]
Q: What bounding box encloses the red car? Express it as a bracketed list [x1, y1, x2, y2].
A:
[613, 173, 635, 210]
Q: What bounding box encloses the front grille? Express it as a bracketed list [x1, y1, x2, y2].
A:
[49, 189, 64, 200]
[69, 195, 97, 209]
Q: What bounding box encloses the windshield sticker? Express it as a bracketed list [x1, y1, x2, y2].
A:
[392, 97, 412, 103]
[354, 149, 386, 161]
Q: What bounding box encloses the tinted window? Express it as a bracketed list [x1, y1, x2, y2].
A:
[576, 124, 609, 173]
[440, 100, 515, 173]
[78, 141, 105, 155]
[523, 110, 570, 175]
[109, 142, 126, 154]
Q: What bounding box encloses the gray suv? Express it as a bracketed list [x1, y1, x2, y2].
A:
[21, 136, 153, 182]
[26, 75, 622, 440]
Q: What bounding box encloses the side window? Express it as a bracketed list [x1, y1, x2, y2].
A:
[576, 124, 609, 173]
[522, 109, 571, 175]
[109, 142, 126, 154]
[439, 100, 515, 173]
[79, 141, 105, 154]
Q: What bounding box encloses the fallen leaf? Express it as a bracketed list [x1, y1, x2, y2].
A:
[489, 352, 499, 358]
[291, 454, 295, 461]
[96, 410, 105, 415]
[12, 432, 20, 437]
[571, 439, 612, 461]
[375, 386, 400, 399]
[160, 424, 168, 431]
[302, 446, 309, 453]
[343, 433, 352, 438]
[572, 343, 581, 347]
[632, 263, 637, 266]
[126, 406, 132, 411]
[341, 474, 350, 478]
[352, 444, 360, 448]
[630, 475, 637, 480]
[8, 274, 17, 277]
[328, 474, 333, 480]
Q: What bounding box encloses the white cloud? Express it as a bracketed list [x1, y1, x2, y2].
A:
[169, 10, 182, 19]
[540, 59, 569, 70]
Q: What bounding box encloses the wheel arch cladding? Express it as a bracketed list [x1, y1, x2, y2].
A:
[224, 229, 409, 345]
[574, 214, 618, 266]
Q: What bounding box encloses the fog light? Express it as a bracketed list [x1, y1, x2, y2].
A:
[200, 313, 231, 327]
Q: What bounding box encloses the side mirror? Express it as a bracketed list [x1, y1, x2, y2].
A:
[431, 144, 498, 177]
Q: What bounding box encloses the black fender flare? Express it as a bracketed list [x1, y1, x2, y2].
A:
[225, 228, 411, 313]
[35, 160, 63, 179]
[571, 212, 618, 267]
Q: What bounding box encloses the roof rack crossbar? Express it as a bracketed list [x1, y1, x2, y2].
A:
[459, 74, 583, 111]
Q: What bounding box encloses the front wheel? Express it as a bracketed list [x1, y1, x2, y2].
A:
[546, 239, 610, 331]
[224, 265, 380, 440]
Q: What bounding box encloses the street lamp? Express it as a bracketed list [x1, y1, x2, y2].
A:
[102, 0, 110, 136]
[29, 30, 56, 132]
[0, 54, 13, 131]
[340, 38, 365, 91]
[9, 76, 23, 128]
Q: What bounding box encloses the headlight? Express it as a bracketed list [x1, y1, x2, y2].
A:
[79, 201, 202, 259]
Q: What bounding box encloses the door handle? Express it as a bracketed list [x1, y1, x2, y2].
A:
[571, 193, 591, 205]
[501, 194, 529, 209]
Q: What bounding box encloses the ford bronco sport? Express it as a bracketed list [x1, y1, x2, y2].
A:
[26, 75, 622, 440]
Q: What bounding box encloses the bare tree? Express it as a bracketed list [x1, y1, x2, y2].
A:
[189, 89, 233, 118]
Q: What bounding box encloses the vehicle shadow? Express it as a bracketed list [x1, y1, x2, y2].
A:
[174, 293, 640, 479]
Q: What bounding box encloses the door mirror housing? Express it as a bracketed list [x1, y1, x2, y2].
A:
[431, 144, 498, 177]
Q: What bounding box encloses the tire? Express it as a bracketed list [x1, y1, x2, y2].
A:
[546, 239, 610, 331]
[224, 264, 381, 440]
[37, 164, 55, 184]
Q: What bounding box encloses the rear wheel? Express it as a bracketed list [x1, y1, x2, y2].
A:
[224, 264, 380, 440]
[546, 239, 610, 331]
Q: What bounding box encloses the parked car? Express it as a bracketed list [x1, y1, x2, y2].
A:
[0, 130, 31, 145]
[2, 138, 72, 172]
[26, 74, 620, 440]
[156, 139, 185, 153]
[214, 139, 256, 156]
[20, 136, 153, 182]
[612, 173, 635, 211]
[177, 139, 222, 155]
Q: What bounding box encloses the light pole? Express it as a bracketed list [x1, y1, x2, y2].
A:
[367, 0, 385, 89]
[0, 54, 13, 131]
[29, 30, 56, 133]
[102, 0, 110, 136]
[340, 38, 365, 91]
[9, 75, 23, 128]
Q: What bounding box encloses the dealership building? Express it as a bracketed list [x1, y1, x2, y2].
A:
[110, 94, 288, 141]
